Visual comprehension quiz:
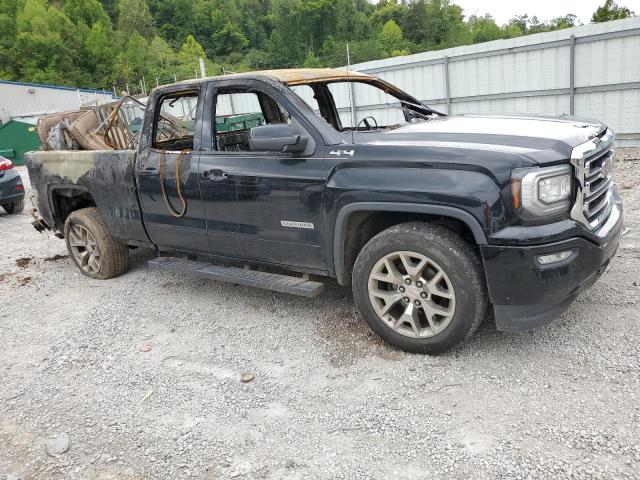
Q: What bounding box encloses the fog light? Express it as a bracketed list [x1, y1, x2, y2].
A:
[536, 250, 573, 265]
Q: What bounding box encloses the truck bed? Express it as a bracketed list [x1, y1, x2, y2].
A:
[25, 150, 151, 246]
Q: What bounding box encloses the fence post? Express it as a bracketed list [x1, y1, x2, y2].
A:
[444, 56, 451, 115]
[569, 35, 576, 116]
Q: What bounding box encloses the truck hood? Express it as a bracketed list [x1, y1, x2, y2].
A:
[358, 114, 607, 165]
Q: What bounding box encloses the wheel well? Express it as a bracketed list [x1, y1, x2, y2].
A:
[339, 211, 479, 285]
[51, 188, 96, 231]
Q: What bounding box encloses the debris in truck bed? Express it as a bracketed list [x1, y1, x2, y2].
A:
[37, 96, 147, 152]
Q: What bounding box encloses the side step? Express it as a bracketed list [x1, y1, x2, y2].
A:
[148, 257, 324, 298]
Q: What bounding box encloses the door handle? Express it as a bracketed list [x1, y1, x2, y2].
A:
[203, 169, 228, 181]
[140, 166, 158, 174]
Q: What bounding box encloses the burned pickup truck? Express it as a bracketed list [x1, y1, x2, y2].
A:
[25, 68, 623, 354]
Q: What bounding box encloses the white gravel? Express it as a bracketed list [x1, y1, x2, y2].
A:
[1, 152, 640, 480]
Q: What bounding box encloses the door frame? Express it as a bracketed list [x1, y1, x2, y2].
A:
[200, 78, 326, 154]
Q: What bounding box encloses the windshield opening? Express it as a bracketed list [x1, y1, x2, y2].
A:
[288, 79, 439, 133]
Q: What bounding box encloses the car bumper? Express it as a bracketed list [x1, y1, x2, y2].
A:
[0, 170, 25, 204]
[481, 187, 623, 332]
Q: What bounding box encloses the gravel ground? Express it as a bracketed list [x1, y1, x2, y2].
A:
[1, 152, 640, 480]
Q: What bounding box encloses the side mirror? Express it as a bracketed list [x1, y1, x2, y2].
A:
[249, 124, 309, 153]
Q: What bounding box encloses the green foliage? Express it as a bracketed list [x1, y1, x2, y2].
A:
[377, 20, 407, 57]
[468, 15, 503, 43]
[0, 0, 634, 91]
[302, 50, 323, 68]
[592, 0, 634, 22]
[176, 34, 207, 79]
[116, 0, 154, 40]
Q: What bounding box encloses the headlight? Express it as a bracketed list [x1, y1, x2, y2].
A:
[512, 165, 572, 218]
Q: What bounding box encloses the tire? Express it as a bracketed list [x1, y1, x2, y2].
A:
[352, 222, 488, 354]
[3, 199, 24, 214]
[64, 207, 129, 280]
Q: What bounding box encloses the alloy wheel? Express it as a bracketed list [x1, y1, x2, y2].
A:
[68, 224, 102, 275]
[367, 251, 456, 338]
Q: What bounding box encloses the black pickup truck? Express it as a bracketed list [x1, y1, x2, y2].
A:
[25, 68, 623, 354]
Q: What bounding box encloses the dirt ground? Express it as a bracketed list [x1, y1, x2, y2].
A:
[1, 156, 639, 480]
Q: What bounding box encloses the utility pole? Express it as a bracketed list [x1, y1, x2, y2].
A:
[346, 43, 357, 131]
[199, 57, 207, 78]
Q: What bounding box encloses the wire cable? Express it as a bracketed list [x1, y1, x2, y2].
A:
[159, 149, 191, 218]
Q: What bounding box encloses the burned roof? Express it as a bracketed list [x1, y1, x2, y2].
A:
[247, 68, 375, 85]
[175, 68, 375, 88]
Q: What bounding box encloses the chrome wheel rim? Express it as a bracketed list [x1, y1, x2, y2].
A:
[368, 251, 456, 338]
[68, 224, 101, 275]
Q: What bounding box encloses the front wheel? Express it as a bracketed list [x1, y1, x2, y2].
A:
[64, 207, 129, 279]
[352, 222, 488, 354]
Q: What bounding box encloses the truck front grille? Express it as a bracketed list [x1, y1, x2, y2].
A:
[571, 129, 615, 230]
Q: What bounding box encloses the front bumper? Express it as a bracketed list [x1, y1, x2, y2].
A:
[481, 187, 623, 332]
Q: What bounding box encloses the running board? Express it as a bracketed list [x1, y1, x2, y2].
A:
[148, 257, 324, 298]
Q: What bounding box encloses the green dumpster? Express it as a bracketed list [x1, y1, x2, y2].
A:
[0, 120, 41, 166]
[216, 113, 264, 133]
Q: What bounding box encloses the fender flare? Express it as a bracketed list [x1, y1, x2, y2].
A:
[333, 202, 487, 284]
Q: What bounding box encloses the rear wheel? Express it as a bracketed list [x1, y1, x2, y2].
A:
[64, 207, 129, 279]
[352, 222, 488, 354]
[2, 199, 24, 214]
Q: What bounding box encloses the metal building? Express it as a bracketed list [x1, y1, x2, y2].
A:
[347, 16, 640, 147]
[0, 80, 114, 126]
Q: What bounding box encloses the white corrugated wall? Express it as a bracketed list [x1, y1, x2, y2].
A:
[348, 17, 640, 147]
[0, 81, 115, 125]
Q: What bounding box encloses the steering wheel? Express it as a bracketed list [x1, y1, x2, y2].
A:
[356, 116, 378, 131]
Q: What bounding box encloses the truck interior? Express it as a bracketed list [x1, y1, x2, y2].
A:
[34, 69, 441, 154]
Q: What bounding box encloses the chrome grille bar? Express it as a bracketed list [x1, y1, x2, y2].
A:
[570, 129, 615, 229]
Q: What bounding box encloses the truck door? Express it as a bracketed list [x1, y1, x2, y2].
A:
[136, 87, 209, 252]
[194, 79, 326, 270]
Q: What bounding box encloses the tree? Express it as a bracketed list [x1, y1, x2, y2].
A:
[85, 20, 117, 84]
[377, 20, 407, 57]
[592, 0, 634, 22]
[4, 0, 627, 91]
[176, 35, 213, 79]
[0, 0, 19, 78]
[550, 14, 579, 30]
[13, 0, 84, 86]
[64, 0, 110, 28]
[117, 0, 154, 40]
[302, 50, 322, 68]
[468, 14, 503, 43]
[210, 10, 249, 57]
[113, 32, 149, 88]
[148, 36, 177, 81]
[404, 0, 469, 49]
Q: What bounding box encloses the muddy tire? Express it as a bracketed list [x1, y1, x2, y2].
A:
[64, 207, 129, 280]
[352, 222, 488, 354]
[3, 199, 24, 214]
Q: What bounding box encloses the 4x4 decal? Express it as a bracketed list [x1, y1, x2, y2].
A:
[329, 149, 355, 157]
